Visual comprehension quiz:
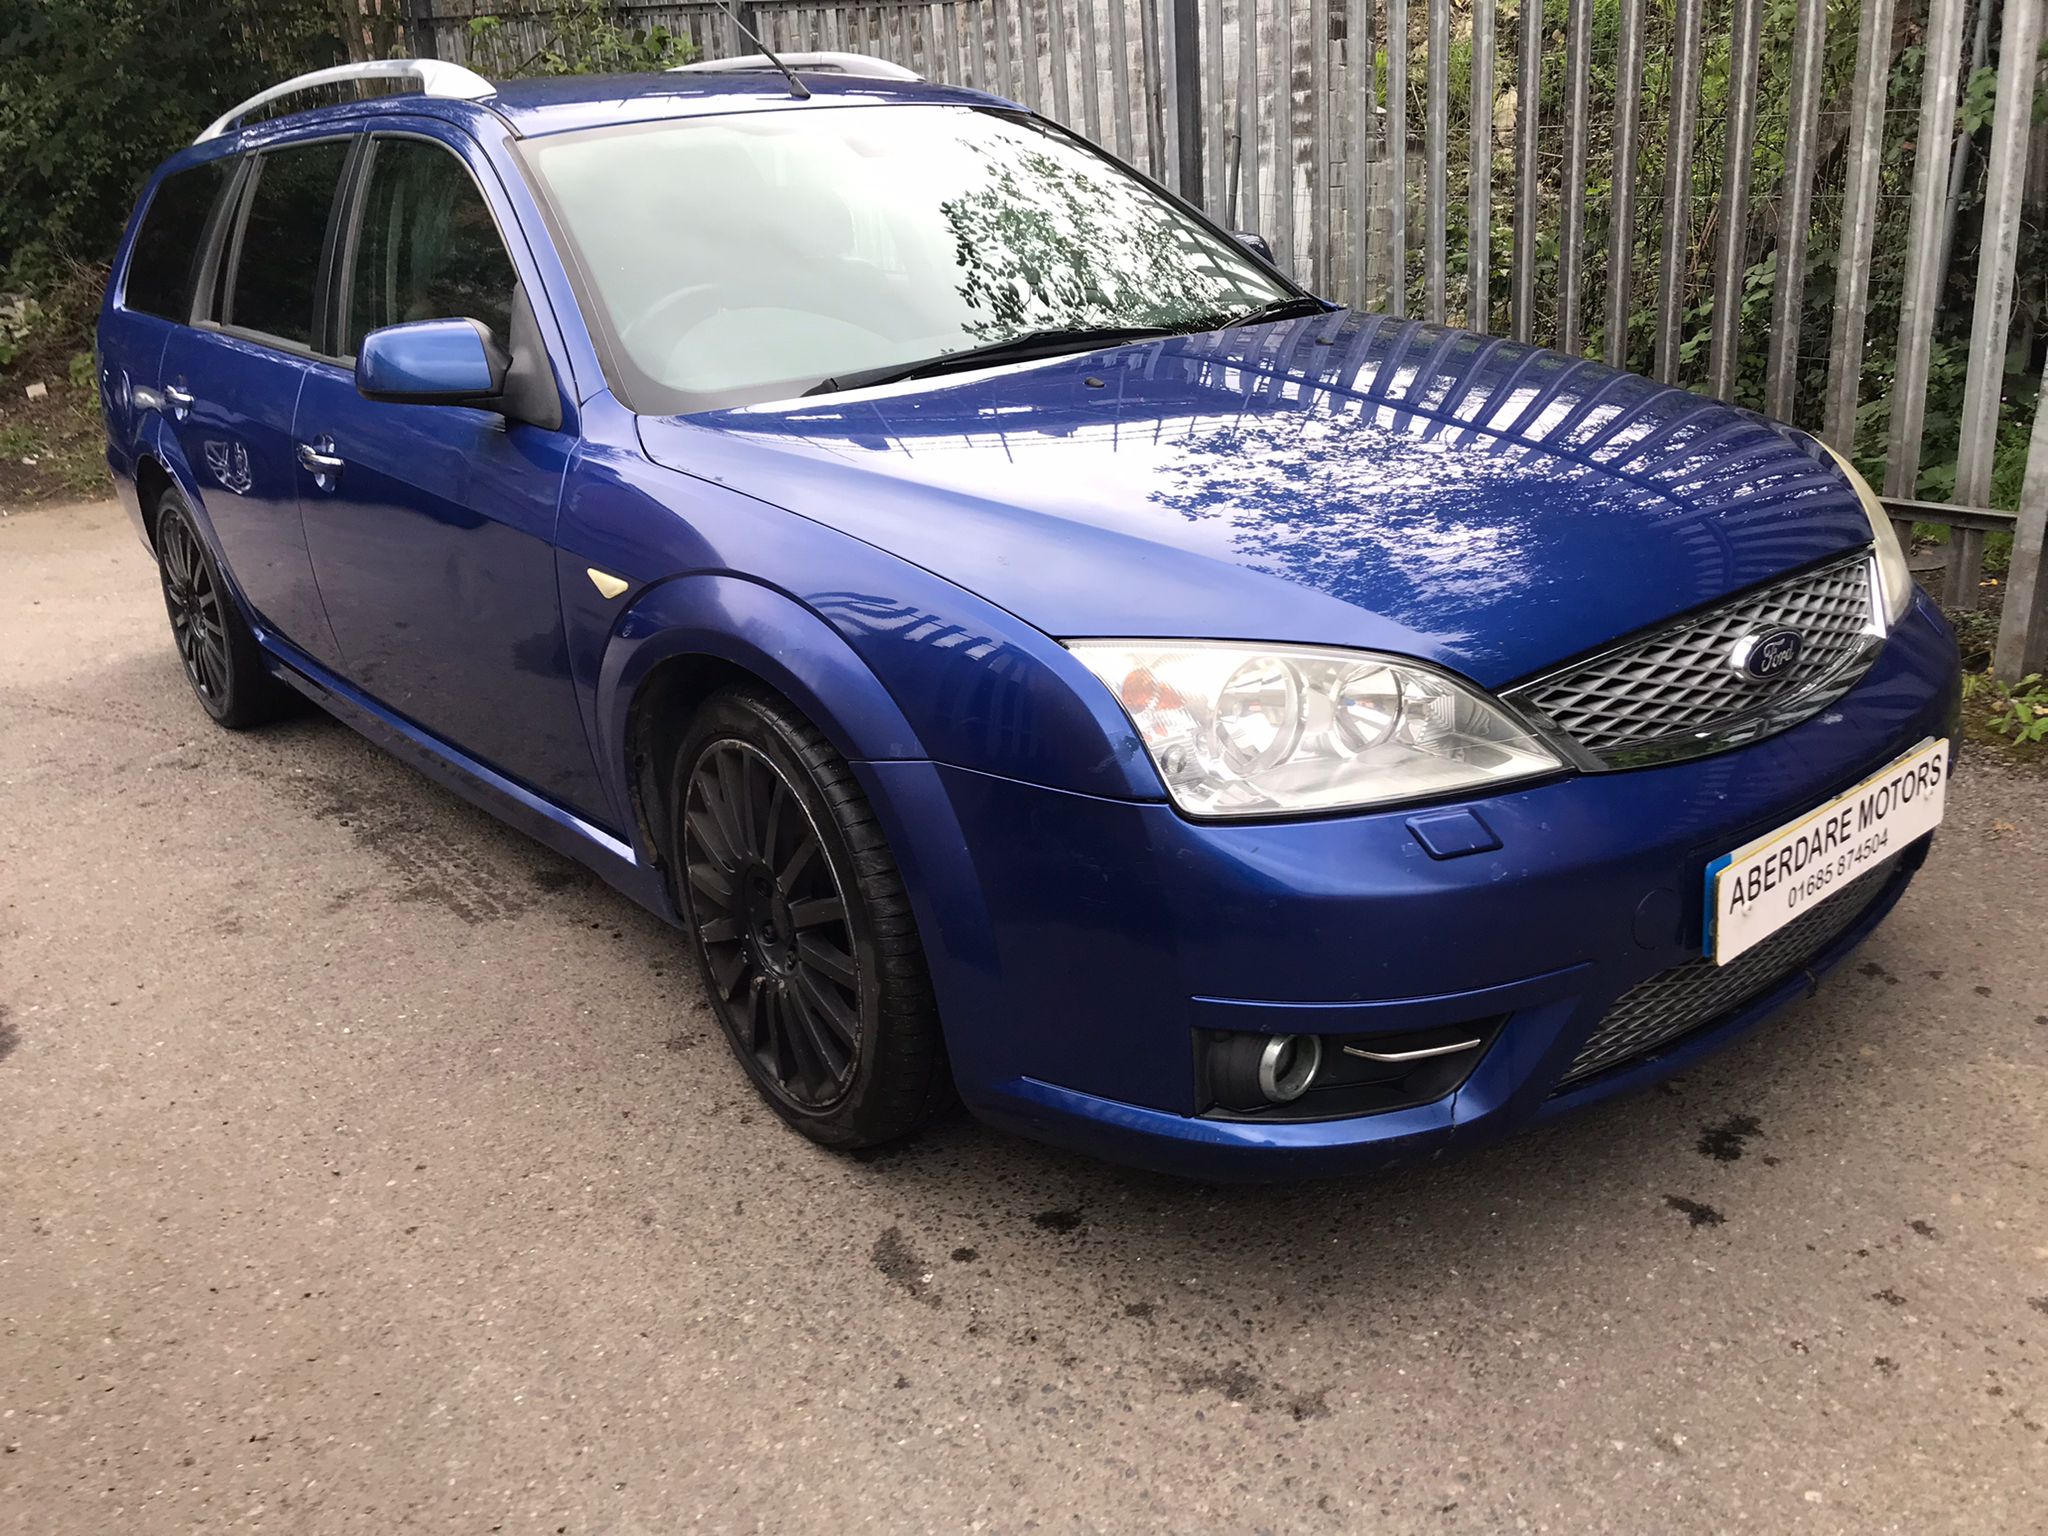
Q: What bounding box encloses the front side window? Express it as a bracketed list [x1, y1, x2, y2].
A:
[523, 105, 1291, 413]
[226, 139, 351, 348]
[123, 159, 236, 322]
[345, 138, 518, 358]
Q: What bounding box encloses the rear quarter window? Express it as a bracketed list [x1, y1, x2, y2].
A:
[122, 160, 236, 322]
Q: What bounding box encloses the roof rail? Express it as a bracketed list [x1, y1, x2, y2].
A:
[668, 51, 921, 82]
[195, 59, 495, 145]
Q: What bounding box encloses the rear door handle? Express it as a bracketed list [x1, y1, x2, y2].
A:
[163, 383, 195, 419]
[296, 438, 345, 481]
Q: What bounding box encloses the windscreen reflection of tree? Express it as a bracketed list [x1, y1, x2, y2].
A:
[939, 147, 1253, 343]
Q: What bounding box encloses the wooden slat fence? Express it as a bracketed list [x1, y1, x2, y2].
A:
[411, 0, 2048, 679]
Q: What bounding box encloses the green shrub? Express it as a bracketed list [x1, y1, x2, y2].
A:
[0, 0, 345, 281]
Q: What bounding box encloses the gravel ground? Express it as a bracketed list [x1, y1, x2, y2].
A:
[3, 498, 2044, 1534]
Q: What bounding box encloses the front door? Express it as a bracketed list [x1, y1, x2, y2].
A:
[296, 129, 606, 824]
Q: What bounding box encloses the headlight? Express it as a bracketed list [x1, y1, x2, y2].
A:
[1068, 641, 1564, 817]
[1817, 441, 1913, 627]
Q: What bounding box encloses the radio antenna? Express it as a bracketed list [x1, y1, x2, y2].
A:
[709, 3, 811, 99]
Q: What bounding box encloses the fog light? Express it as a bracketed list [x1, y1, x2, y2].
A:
[1259, 1034, 1321, 1102]
[1206, 1030, 1324, 1111]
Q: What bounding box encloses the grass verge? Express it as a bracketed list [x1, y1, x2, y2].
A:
[0, 263, 111, 506]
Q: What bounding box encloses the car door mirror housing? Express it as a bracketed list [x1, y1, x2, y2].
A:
[1230, 230, 1274, 263]
[355, 296, 563, 433]
[358, 319, 509, 407]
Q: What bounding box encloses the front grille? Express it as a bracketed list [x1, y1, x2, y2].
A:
[1559, 855, 1903, 1086]
[1507, 551, 1880, 767]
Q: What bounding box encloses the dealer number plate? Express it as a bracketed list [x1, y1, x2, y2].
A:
[1703, 738, 1949, 966]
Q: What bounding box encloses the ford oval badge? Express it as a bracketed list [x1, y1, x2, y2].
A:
[1731, 627, 1804, 681]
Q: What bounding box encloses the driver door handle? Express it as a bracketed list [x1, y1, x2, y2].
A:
[163, 383, 195, 419]
[296, 438, 345, 480]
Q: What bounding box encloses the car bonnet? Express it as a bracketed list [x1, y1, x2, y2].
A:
[636, 313, 1873, 689]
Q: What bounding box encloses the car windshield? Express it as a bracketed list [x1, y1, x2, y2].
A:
[522, 103, 1295, 413]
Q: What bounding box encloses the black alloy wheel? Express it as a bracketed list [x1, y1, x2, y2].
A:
[672, 687, 951, 1147]
[158, 504, 230, 707]
[152, 488, 290, 729]
[685, 738, 863, 1110]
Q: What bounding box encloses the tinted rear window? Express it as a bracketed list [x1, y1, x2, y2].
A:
[227, 140, 351, 348]
[123, 160, 235, 322]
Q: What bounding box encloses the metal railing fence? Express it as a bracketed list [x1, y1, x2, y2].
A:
[408, 0, 2048, 679]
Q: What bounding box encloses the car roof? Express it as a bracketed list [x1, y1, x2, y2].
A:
[487, 70, 1015, 135]
[176, 70, 1020, 167]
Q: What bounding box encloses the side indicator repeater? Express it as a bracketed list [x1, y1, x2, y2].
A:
[587, 568, 629, 600]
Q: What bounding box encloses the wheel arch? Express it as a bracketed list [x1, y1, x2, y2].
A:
[133, 451, 176, 554]
[623, 650, 767, 893]
[135, 428, 231, 580]
[601, 573, 929, 890]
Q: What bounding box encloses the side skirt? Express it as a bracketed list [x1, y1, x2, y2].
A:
[256, 628, 680, 926]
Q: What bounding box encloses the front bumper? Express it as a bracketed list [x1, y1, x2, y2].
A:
[859, 595, 1962, 1179]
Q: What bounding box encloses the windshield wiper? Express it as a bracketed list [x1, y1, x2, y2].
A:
[800, 300, 1335, 397]
[803, 324, 1184, 397]
[1216, 294, 1336, 330]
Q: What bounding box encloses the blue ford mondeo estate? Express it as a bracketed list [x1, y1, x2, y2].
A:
[97, 55, 1960, 1178]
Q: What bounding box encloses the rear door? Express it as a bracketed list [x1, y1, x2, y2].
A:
[99, 156, 241, 538]
[294, 127, 605, 822]
[159, 136, 353, 670]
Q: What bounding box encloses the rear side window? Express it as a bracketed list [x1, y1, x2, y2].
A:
[344, 138, 517, 357]
[226, 139, 351, 348]
[123, 160, 235, 322]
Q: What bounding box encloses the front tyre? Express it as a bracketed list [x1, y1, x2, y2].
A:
[152, 487, 290, 729]
[672, 687, 951, 1149]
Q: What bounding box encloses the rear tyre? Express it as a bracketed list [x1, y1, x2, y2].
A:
[152, 487, 290, 729]
[671, 686, 952, 1149]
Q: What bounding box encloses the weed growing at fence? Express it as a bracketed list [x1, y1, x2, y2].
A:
[1971, 671, 2048, 745]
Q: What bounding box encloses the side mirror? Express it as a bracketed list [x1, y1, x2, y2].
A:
[1231, 230, 1275, 263]
[357, 318, 509, 407]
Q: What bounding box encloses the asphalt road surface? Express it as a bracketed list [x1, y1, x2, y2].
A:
[4, 499, 2045, 1534]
